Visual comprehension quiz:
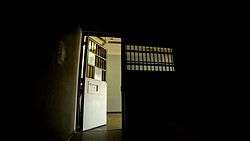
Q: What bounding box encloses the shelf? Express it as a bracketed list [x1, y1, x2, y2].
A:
[87, 64, 106, 71]
[95, 54, 106, 60]
[87, 37, 107, 82]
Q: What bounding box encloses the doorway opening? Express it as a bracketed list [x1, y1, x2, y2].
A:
[77, 34, 123, 132]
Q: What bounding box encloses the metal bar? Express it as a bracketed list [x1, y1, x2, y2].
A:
[166, 48, 170, 71]
[153, 47, 156, 71]
[138, 46, 140, 71]
[157, 47, 160, 71]
[163, 48, 168, 71]
[129, 45, 131, 70]
[141, 46, 144, 71]
[147, 46, 151, 71]
[143, 46, 146, 71]
[159, 47, 163, 71]
[136, 45, 139, 71]
[144, 46, 147, 71]
[129, 45, 132, 70]
[139, 46, 143, 71]
[149, 47, 154, 71]
[133, 45, 135, 71]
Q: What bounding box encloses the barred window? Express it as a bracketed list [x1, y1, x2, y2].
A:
[125, 45, 175, 71]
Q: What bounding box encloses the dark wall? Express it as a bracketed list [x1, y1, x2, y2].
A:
[123, 49, 218, 141]
[31, 26, 81, 141]
[122, 41, 218, 141]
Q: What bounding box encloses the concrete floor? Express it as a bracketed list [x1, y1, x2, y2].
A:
[70, 129, 123, 141]
[69, 113, 197, 141]
[70, 113, 122, 141]
[91, 113, 122, 131]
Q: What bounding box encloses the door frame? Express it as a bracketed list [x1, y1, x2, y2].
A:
[75, 30, 126, 131]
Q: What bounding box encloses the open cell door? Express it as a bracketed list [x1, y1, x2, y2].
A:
[76, 34, 109, 131]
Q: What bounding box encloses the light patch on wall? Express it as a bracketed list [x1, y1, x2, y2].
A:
[57, 41, 66, 65]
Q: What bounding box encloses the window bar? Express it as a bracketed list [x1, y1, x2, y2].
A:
[135, 45, 137, 70]
[139, 46, 143, 71]
[158, 47, 162, 71]
[164, 48, 169, 71]
[167, 48, 170, 71]
[132, 45, 135, 71]
[139, 47, 141, 70]
[169, 49, 172, 71]
[130, 45, 132, 70]
[138, 46, 141, 71]
[147, 46, 151, 71]
[140, 46, 143, 71]
[149, 47, 152, 71]
[126, 46, 130, 70]
[156, 47, 159, 71]
[167, 48, 172, 71]
[162, 48, 166, 71]
[129, 45, 133, 70]
[129, 45, 132, 70]
[151, 47, 154, 71]
[151, 47, 155, 71]
[143, 46, 147, 71]
[133, 45, 137, 71]
[150, 47, 155, 71]
[127, 45, 130, 71]
[146, 46, 149, 71]
[157, 47, 160, 71]
[137, 47, 139, 70]
[136, 45, 139, 71]
[153, 47, 157, 71]
[142, 46, 145, 71]
[155, 47, 159, 71]
[161, 48, 165, 71]
[135, 45, 138, 71]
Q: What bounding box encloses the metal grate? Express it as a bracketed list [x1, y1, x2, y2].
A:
[125, 45, 175, 71]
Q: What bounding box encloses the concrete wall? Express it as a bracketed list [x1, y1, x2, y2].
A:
[32, 27, 81, 141]
[104, 42, 122, 112]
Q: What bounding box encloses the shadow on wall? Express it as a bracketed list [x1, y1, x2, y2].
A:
[31, 27, 82, 141]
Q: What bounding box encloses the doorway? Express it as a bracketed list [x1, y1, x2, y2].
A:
[103, 36, 122, 131]
[76, 34, 123, 132]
